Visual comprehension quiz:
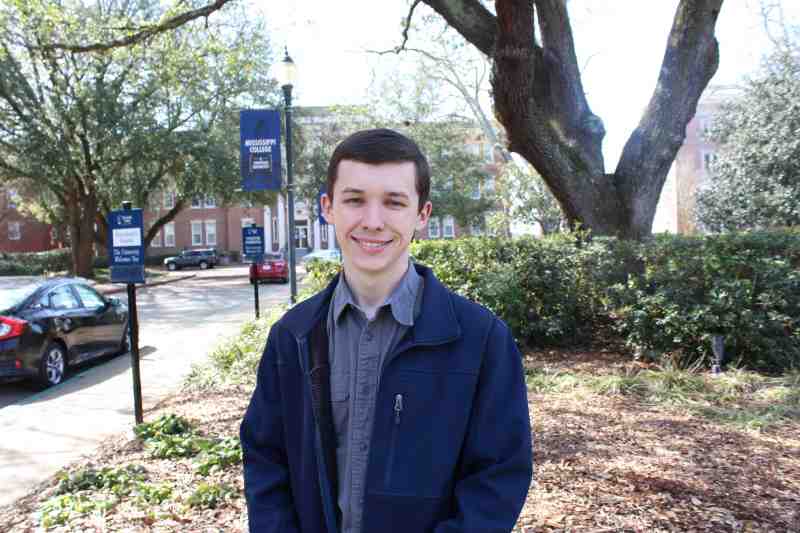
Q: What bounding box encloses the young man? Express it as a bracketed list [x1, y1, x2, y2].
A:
[240, 128, 532, 533]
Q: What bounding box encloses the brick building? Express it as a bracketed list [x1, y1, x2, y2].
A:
[653, 85, 738, 234]
[0, 188, 58, 253]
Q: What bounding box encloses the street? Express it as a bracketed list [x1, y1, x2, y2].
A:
[0, 275, 287, 507]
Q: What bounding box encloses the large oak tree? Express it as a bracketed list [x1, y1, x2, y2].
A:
[414, 0, 724, 239]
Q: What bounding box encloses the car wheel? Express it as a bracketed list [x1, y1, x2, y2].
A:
[281, 277, 289, 284]
[38, 343, 66, 387]
[119, 326, 131, 355]
[167, 262, 177, 271]
[199, 261, 208, 270]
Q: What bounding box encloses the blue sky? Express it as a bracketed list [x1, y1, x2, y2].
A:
[252, 0, 799, 167]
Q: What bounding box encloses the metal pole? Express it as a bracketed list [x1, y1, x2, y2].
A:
[284, 84, 298, 305]
[127, 283, 143, 425]
[253, 279, 260, 319]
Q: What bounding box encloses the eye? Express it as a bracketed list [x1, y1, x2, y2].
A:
[343, 198, 363, 205]
[387, 200, 406, 208]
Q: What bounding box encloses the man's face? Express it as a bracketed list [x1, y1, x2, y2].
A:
[321, 160, 431, 282]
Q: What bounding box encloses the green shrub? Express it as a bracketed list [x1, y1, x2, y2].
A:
[38, 494, 117, 528]
[55, 464, 146, 496]
[608, 231, 800, 372]
[186, 482, 235, 509]
[194, 437, 243, 476]
[134, 414, 193, 440]
[0, 249, 73, 275]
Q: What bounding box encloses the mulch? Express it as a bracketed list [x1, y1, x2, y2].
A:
[1, 349, 798, 532]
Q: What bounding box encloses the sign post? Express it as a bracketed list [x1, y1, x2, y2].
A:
[243, 225, 265, 319]
[108, 201, 145, 425]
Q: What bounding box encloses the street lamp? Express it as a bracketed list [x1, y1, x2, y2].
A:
[278, 47, 298, 304]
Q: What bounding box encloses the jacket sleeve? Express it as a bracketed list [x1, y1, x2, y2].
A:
[240, 324, 301, 533]
[435, 318, 533, 533]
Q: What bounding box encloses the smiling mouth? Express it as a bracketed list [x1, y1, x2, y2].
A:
[351, 236, 393, 250]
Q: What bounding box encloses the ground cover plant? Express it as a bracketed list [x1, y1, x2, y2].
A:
[0, 309, 797, 532]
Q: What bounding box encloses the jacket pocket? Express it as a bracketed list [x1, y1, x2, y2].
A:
[384, 393, 403, 486]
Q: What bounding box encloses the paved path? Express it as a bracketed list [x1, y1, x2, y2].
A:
[0, 275, 288, 507]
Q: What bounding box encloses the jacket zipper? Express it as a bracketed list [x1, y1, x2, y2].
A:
[384, 393, 403, 487]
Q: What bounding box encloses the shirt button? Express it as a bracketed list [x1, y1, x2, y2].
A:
[361, 442, 368, 451]
[365, 332, 373, 341]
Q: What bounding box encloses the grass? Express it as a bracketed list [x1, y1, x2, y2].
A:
[526, 357, 800, 431]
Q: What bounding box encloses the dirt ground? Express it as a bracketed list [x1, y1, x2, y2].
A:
[1, 349, 798, 532]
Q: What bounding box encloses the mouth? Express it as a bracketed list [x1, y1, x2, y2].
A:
[351, 235, 394, 253]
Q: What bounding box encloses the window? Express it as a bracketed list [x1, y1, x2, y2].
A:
[73, 284, 105, 310]
[443, 216, 455, 239]
[49, 285, 80, 310]
[470, 219, 484, 236]
[428, 217, 441, 239]
[205, 220, 217, 246]
[241, 217, 255, 228]
[204, 196, 216, 208]
[470, 181, 481, 200]
[703, 151, 717, 173]
[164, 222, 175, 247]
[151, 228, 162, 247]
[191, 196, 202, 208]
[8, 221, 21, 240]
[272, 217, 279, 245]
[164, 191, 175, 209]
[191, 221, 203, 246]
[484, 175, 495, 193]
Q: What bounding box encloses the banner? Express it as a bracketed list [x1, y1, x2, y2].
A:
[240, 109, 282, 191]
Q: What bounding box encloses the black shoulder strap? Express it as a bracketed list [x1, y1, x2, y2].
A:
[309, 320, 340, 524]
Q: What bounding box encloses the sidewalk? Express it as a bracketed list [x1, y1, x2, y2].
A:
[92, 263, 251, 294]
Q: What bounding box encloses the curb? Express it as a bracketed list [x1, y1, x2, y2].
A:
[97, 274, 197, 295]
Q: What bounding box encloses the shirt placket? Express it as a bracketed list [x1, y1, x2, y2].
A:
[349, 317, 379, 533]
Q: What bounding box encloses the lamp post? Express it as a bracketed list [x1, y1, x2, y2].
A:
[278, 47, 298, 304]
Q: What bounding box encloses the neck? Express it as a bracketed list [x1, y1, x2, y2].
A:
[342, 257, 410, 314]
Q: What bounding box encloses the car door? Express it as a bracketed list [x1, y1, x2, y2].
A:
[45, 284, 94, 362]
[72, 284, 123, 355]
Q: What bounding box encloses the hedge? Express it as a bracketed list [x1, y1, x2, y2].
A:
[305, 230, 800, 372]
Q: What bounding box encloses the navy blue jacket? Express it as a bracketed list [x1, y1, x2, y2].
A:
[240, 264, 533, 532]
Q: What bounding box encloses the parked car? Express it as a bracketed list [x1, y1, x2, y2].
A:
[250, 252, 289, 284]
[0, 278, 129, 387]
[163, 248, 218, 271]
[300, 249, 342, 265]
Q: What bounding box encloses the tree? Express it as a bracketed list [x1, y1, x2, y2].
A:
[410, 0, 723, 240]
[381, 9, 565, 235]
[0, 0, 274, 277]
[695, 48, 800, 231]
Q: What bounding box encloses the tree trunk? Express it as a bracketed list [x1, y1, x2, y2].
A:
[66, 182, 97, 278]
[422, 0, 723, 240]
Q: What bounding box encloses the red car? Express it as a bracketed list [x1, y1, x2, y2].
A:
[249, 252, 289, 284]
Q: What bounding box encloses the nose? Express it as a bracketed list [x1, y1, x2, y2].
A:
[360, 201, 385, 231]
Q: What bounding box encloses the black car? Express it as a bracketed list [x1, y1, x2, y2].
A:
[163, 248, 218, 271]
[0, 278, 129, 387]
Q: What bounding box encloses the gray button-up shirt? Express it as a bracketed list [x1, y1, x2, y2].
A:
[327, 263, 422, 533]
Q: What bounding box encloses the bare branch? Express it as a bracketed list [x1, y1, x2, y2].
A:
[395, 0, 424, 53]
[36, 0, 235, 54]
[421, 0, 497, 56]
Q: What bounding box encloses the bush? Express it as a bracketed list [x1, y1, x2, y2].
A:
[607, 231, 800, 372]
[0, 249, 73, 275]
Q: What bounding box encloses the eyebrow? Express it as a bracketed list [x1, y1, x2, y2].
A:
[339, 188, 411, 200]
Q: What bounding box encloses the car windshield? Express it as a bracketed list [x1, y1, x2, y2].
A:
[265, 253, 283, 260]
[0, 283, 39, 312]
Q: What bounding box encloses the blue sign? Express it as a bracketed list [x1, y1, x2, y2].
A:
[318, 186, 329, 225]
[240, 109, 282, 191]
[242, 226, 265, 262]
[108, 208, 145, 284]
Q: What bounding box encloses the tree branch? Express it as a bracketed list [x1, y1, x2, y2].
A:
[421, 0, 497, 56]
[36, 0, 235, 53]
[615, 0, 722, 222]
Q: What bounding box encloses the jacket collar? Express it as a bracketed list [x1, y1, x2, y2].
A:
[280, 263, 461, 346]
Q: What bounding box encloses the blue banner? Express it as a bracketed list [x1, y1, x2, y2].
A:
[242, 226, 265, 262]
[240, 109, 282, 191]
[108, 208, 145, 284]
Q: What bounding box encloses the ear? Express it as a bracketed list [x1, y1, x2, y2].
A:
[415, 201, 432, 231]
[321, 193, 334, 224]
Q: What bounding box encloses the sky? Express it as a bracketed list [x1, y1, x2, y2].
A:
[249, 0, 799, 170]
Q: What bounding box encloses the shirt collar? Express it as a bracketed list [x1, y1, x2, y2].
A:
[332, 261, 422, 327]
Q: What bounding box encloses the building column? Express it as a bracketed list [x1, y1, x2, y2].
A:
[277, 194, 286, 251]
[263, 206, 272, 253]
[313, 218, 321, 251]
